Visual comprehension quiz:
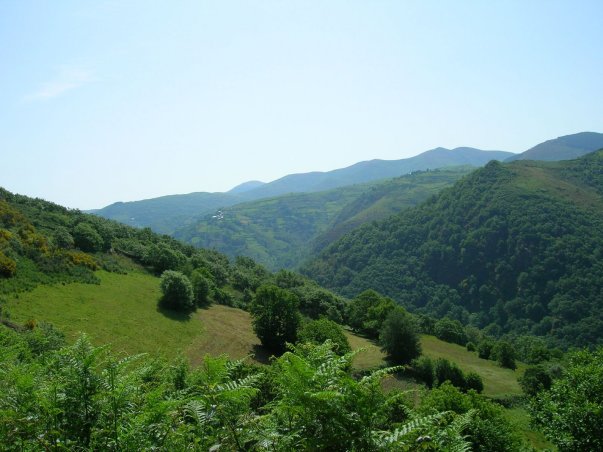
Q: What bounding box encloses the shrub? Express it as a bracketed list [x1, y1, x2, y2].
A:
[519, 366, 552, 397]
[0, 251, 16, 277]
[191, 269, 210, 307]
[465, 372, 484, 393]
[411, 356, 435, 388]
[492, 341, 516, 370]
[434, 317, 467, 345]
[159, 270, 194, 311]
[297, 318, 351, 355]
[434, 358, 466, 389]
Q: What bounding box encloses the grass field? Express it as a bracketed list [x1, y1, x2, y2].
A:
[4, 271, 263, 364]
[6, 270, 522, 398]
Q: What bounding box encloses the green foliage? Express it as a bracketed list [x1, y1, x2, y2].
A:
[434, 317, 468, 346]
[379, 307, 421, 365]
[293, 285, 347, 323]
[0, 326, 482, 451]
[519, 365, 552, 397]
[305, 153, 603, 348]
[477, 338, 494, 359]
[190, 268, 210, 307]
[492, 341, 517, 370]
[530, 347, 603, 451]
[347, 289, 395, 338]
[143, 242, 185, 274]
[411, 355, 435, 388]
[0, 251, 16, 277]
[159, 270, 194, 311]
[297, 318, 351, 355]
[174, 168, 473, 270]
[435, 358, 467, 389]
[419, 382, 524, 451]
[250, 284, 300, 353]
[72, 222, 104, 252]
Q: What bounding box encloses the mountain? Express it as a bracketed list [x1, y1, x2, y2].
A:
[506, 131, 603, 162]
[303, 150, 603, 348]
[239, 147, 512, 199]
[89, 192, 244, 234]
[173, 167, 473, 270]
[91, 147, 512, 233]
[228, 180, 266, 194]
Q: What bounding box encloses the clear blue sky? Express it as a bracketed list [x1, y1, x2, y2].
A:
[1, 1, 602, 209]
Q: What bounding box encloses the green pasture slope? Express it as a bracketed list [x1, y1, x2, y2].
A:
[5, 269, 551, 448]
[7, 270, 523, 397]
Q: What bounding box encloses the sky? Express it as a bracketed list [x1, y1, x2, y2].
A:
[1, 1, 602, 210]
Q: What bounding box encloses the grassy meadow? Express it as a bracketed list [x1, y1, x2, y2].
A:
[6, 270, 522, 398]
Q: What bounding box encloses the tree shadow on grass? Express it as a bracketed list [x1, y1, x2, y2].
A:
[156, 303, 194, 322]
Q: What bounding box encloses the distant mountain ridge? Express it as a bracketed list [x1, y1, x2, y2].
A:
[236, 147, 512, 199]
[91, 146, 513, 233]
[173, 167, 473, 270]
[506, 131, 603, 162]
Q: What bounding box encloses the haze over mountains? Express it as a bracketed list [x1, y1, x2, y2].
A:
[92, 146, 513, 233]
[506, 131, 603, 162]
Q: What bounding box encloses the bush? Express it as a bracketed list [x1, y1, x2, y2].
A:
[434, 358, 466, 389]
[434, 317, 467, 345]
[191, 269, 210, 307]
[477, 339, 494, 359]
[519, 366, 552, 397]
[411, 356, 435, 388]
[530, 348, 603, 451]
[297, 318, 351, 355]
[159, 270, 194, 311]
[492, 341, 516, 370]
[465, 372, 484, 393]
[0, 251, 16, 277]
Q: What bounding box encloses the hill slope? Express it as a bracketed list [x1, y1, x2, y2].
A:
[304, 150, 603, 348]
[173, 167, 473, 270]
[91, 147, 511, 234]
[506, 131, 603, 162]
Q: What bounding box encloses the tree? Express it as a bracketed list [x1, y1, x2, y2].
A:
[190, 269, 211, 307]
[72, 223, 103, 252]
[348, 289, 395, 338]
[519, 365, 552, 397]
[492, 341, 516, 370]
[530, 348, 603, 451]
[159, 270, 194, 311]
[297, 318, 351, 355]
[379, 308, 421, 365]
[250, 284, 299, 353]
[143, 243, 185, 274]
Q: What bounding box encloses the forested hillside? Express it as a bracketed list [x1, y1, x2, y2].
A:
[304, 151, 603, 348]
[173, 167, 472, 270]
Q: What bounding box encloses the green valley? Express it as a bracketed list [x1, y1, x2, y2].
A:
[174, 167, 473, 270]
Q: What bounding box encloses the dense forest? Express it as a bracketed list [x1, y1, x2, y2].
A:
[304, 151, 603, 349]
